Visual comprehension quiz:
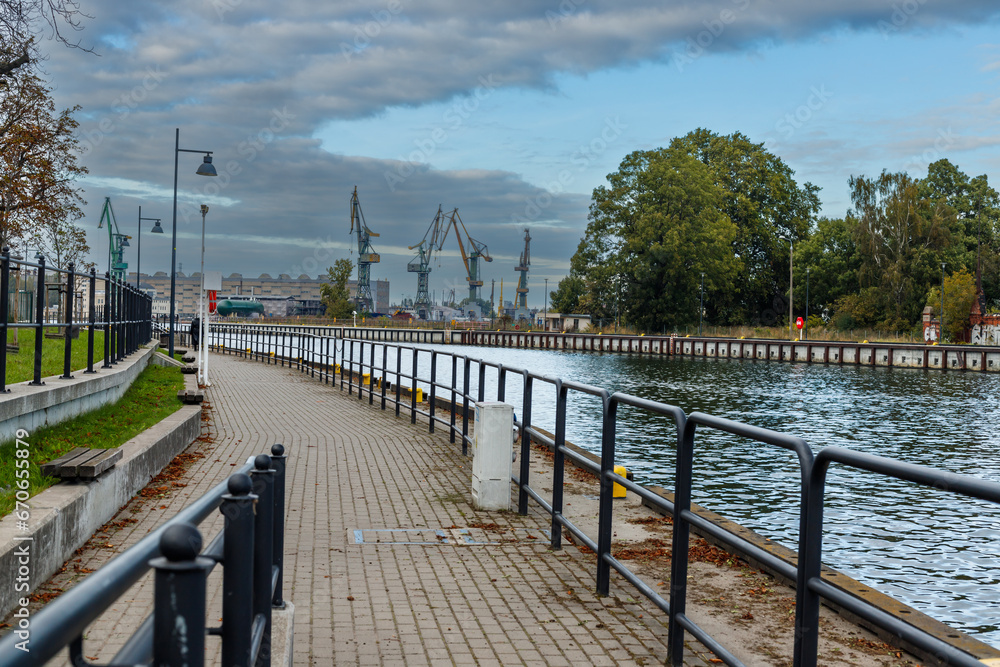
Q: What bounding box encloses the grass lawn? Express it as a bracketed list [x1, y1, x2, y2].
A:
[0, 363, 186, 517]
[5, 328, 106, 385]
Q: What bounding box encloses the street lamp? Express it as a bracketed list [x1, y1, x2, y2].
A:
[168, 128, 217, 358]
[941, 262, 946, 343]
[699, 272, 705, 336]
[805, 267, 810, 341]
[543, 277, 548, 331]
[137, 206, 162, 289]
[780, 236, 793, 338]
[197, 204, 209, 386]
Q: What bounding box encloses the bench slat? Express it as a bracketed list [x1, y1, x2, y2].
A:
[41, 447, 123, 479]
[77, 449, 123, 478]
[40, 448, 91, 477]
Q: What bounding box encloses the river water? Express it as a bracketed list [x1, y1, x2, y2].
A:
[211, 330, 1000, 644]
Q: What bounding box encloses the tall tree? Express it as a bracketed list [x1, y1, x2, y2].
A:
[848, 170, 961, 330]
[792, 217, 861, 317]
[549, 274, 584, 314]
[668, 129, 820, 323]
[1, 0, 91, 79]
[572, 147, 740, 329]
[320, 259, 355, 319]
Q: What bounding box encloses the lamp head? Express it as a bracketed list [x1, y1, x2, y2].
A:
[196, 154, 217, 177]
[151, 220, 164, 234]
[200, 204, 209, 216]
[120, 235, 131, 247]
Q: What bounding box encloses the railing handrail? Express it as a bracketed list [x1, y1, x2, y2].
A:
[206, 323, 1000, 667]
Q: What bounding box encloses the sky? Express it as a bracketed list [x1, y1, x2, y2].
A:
[39, 0, 1000, 309]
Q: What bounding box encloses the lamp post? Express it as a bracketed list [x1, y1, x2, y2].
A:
[805, 267, 810, 341]
[137, 206, 162, 289]
[543, 277, 548, 331]
[780, 236, 793, 338]
[941, 262, 946, 343]
[198, 204, 209, 386]
[168, 128, 217, 359]
[699, 272, 705, 336]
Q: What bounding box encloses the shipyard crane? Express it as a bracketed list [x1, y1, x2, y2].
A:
[407, 205, 446, 319]
[96, 197, 131, 281]
[515, 228, 530, 312]
[441, 208, 492, 305]
[349, 186, 380, 313]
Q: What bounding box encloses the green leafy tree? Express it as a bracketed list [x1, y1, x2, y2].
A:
[549, 275, 585, 314]
[572, 147, 740, 330]
[919, 159, 1000, 310]
[320, 259, 355, 319]
[793, 217, 861, 317]
[848, 171, 962, 330]
[668, 129, 820, 323]
[926, 269, 977, 342]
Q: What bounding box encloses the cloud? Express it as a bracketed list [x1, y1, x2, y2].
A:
[40, 0, 1000, 303]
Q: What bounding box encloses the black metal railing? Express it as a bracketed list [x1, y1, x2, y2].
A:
[0, 446, 288, 667]
[209, 324, 1000, 667]
[1, 248, 153, 391]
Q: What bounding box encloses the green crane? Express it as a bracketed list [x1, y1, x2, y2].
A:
[96, 197, 131, 280]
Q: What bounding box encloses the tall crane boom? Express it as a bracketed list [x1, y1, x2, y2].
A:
[96, 197, 131, 280]
[407, 205, 446, 319]
[440, 208, 491, 304]
[349, 186, 380, 313]
[515, 228, 530, 311]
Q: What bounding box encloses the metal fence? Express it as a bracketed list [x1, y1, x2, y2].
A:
[0, 446, 288, 667]
[209, 324, 1000, 667]
[1, 248, 153, 390]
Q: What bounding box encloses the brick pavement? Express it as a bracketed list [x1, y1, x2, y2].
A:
[31, 352, 717, 666]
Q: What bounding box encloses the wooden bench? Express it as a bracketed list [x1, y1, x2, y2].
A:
[40, 447, 123, 480]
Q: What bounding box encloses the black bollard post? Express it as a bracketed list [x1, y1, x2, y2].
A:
[269, 444, 287, 608]
[151, 522, 212, 667]
[250, 454, 275, 667]
[221, 473, 257, 667]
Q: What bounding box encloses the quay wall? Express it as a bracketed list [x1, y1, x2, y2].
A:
[457, 331, 1000, 372]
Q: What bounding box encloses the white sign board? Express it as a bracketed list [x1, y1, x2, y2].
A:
[204, 271, 223, 291]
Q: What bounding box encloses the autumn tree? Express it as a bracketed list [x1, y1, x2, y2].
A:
[0, 70, 87, 250]
[926, 269, 977, 342]
[320, 259, 355, 319]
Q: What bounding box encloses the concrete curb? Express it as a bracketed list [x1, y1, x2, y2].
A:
[0, 392, 201, 619]
[0, 345, 157, 443]
[272, 602, 295, 667]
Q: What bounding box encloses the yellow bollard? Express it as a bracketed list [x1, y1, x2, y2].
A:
[613, 465, 628, 498]
[334, 364, 341, 373]
[246, 348, 252, 354]
[362, 373, 370, 385]
[414, 387, 424, 402]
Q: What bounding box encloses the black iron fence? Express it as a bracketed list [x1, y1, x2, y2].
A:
[209, 324, 1000, 667]
[1, 248, 153, 391]
[0, 446, 288, 667]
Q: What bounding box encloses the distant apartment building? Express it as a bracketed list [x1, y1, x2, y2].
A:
[129, 272, 390, 318]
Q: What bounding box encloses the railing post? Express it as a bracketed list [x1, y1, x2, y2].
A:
[102, 274, 112, 369]
[462, 357, 470, 455]
[380, 345, 387, 410]
[429, 351, 437, 433]
[551, 381, 568, 550]
[30, 256, 46, 386]
[448, 355, 457, 443]
[517, 372, 532, 515]
[394, 347, 402, 416]
[595, 394, 618, 595]
[270, 444, 287, 608]
[667, 419, 696, 665]
[410, 350, 418, 424]
[151, 523, 212, 667]
[251, 454, 275, 667]
[62, 263, 74, 379]
[0, 248, 10, 393]
[86, 269, 96, 373]
[221, 473, 257, 667]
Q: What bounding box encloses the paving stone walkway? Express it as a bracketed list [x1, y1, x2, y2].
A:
[36, 352, 719, 665]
